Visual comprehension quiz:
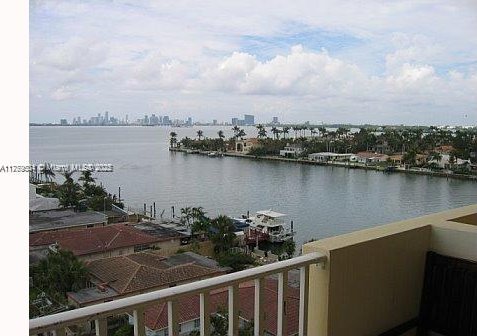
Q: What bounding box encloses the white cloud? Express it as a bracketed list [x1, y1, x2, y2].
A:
[29, 0, 477, 124]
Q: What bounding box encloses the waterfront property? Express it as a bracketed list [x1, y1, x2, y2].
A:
[68, 251, 227, 308]
[355, 151, 389, 164]
[279, 144, 304, 158]
[234, 137, 261, 154]
[29, 208, 107, 233]
[29, 223, 165, 261]
[308, 152, 355, 162]
[30, 205, 477, 336]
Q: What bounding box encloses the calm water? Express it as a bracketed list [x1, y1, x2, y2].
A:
[30, 126, 476, 247]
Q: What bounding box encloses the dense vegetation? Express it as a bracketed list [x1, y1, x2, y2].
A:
[174, 125, 477, 170]
[35, 170, 124, 211]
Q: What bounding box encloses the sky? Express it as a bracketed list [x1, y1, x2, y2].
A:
[30, 0, 477, 125]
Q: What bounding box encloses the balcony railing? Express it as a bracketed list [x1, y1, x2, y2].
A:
[30, 252, 326, 336]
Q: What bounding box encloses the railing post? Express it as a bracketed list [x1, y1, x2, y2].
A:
[133, 308, 145, 336]
[277, 271, 288, 336]
[228, 284, 239, 336]
[168, 300, 179, 336]
[95, 317, 108, 336]
[254, 278, 265, 336]
[299, 265, 310, 336]
[200, 292, 210, 336]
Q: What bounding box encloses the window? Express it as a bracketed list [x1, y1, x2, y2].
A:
[193, 319, 200, 329]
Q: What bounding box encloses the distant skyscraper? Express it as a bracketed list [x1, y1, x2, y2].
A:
[60, 119, 68, 125]
[272, 116, 278, 124]
[232, 117, 238, 126]
[213, 119, 217, 125]
[187, 117, 192, 126]
[244, 114, 255, 125]
[163, 116, 171, 125]
[105, 111, 109, 124]
[144, 115, 149, 125]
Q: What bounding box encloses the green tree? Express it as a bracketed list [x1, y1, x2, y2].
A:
[30, 250, 88, 303]
[58, 171, 81, 207]
[196, 130, 204, 140]
[209, 215, 236, 254]
[169, 131, 178, 148]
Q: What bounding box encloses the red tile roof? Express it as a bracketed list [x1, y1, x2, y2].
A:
[86, 252, 224, 294]
[144, 278, 300, 336]
[29, 224, 161, 256]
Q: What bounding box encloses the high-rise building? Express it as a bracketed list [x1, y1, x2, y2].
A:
[187, 117, 192, 126]
[272, 116, 279, 124]
[105, 111, 109, 124]
[163, 116, 171, 125]
[144, 115, 149, 125]
[244, 114, 255, 125]
[213, 119, 217, 125]
[232, 118, 238, 126]
[60, 119, 68, 125]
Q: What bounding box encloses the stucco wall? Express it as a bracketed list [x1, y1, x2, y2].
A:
[303, 205, 477, 336]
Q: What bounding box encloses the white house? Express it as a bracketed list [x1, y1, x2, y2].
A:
[428, 154, 471, 169]
[308, 152, 355, 162]
[279, 144, 304, 158]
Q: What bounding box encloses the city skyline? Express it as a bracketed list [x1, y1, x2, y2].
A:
[30, 1, 477, 125]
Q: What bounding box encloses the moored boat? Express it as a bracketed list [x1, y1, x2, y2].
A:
[245, 210, 295, 243]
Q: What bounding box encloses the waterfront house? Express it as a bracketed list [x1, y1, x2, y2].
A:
[279, 144, 304, 158]
[234, 138, 261, 154]
[308, 152, 355, 162]
[427, 153, 471, 169]
[356, 151, 388, 164]
[30, 205, 477, 336]
[29, 208, 107, 233]
[67, 252, 227, 308]
[29, 223, 165, 261]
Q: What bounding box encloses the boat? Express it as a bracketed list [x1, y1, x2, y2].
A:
[245, 210, 295, 243]
[208, 152, 224, 157]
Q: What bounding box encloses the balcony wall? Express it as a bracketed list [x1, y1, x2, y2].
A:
[303, 204, 477, 336]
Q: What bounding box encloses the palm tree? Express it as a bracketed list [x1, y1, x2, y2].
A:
[256, 124, 267, 139]
[58, 170, 81, 207]
[169, 131, 178, 148]
[31, 250, 88, 302]
[232, 125, 241, 139]
[42, 163, 55, 182]
[217, 130, 225, 139]
[78, 170, 95, 186]
[209, 215, 236, 254]
[237, 129, 246, 140]
[196, 130, 204, 140]
[282, 126, 290, 139]
[271, 127, 280, 140]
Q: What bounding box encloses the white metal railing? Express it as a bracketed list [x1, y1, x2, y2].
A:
[30, 252, 326, 336]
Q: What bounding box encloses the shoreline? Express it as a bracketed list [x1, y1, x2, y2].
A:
[169, 147, 477, 181]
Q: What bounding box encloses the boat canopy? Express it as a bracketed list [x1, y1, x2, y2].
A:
[256, 210, 287, 218]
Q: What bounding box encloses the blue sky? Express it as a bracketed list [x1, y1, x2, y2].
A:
[30, 0, 477, 125]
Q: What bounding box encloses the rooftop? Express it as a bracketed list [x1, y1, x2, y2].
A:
[29, 224, 160, 256]
[68, 252, 226, 305]
[144, 278, 300, 335]
[29, 209, 106, 233]
[132, 221, 187, 240]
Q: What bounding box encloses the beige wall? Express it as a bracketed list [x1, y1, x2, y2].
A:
[304, 204, 477, 336]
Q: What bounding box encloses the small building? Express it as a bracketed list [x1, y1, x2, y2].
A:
[356, 151, 389, 164]
[29, 223, 166, 261]
[279, 144, 304, 158]
[67, 252, 227, 307]
[29, 208, 107, 233]
[427, 154, 471, 169]
[235, 138, 261, 154]
[308, 152, 355, 162]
